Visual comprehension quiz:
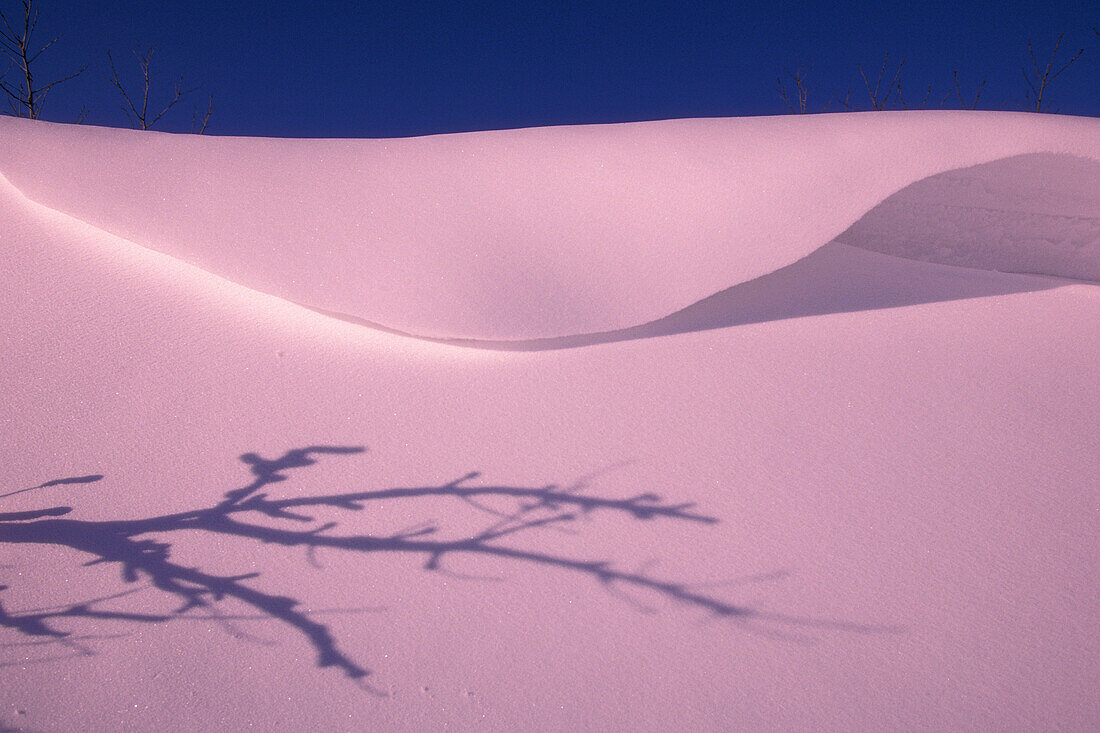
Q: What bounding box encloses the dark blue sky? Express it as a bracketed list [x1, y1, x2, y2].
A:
[4, 0, 1098, 137]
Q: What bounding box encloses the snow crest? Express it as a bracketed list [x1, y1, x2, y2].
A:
[1, 112, 1098, 341]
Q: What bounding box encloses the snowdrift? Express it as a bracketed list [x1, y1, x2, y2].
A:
[2, 112, 1098, 732]
[1, 112, 1097, 340]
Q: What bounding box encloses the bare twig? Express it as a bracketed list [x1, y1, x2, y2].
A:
[896, 80, 933, 110]
[191, 93, 213, 134]
[835, 87, 858, 112]
[776, 64, 812, 114]
[857, 54, 905, 110]
[953, 69, 986, 109]
[0, 0, 85, 119]
[108, 43, 201, 130]
[1021, 33, 1084, 112]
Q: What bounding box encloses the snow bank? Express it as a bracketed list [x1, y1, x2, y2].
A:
[2, 112, 1099, 732]
[1, 112, 1097, 339]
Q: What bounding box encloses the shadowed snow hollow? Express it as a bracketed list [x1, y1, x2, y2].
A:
[837, 153, 1100, 281]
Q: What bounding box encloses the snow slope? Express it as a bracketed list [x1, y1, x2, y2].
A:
[1, 112, 1098, 732]
[1, 112, 1097, 339]
[838, 152, 1100, 281]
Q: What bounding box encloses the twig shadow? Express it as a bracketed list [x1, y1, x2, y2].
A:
[1, 445, 897, 687]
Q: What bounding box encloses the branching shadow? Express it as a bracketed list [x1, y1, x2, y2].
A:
[1, 445, 891, 687]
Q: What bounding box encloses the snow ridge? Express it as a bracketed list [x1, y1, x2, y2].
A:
[1, 113, 1098, 342]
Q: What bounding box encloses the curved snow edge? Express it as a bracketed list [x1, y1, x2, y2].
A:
[1, 112, 1098, 339]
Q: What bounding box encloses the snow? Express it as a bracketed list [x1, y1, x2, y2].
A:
[1, 111, 1098, 731]
[838, 152, 1100, 281]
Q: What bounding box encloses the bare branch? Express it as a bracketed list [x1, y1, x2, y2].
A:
[32, 62, 86, 96]
[191, 93, 214, 134]
[107, 48, 141, 127]
[776, 74, 795, 113]
[0, 79, 24, 103]
[25, 32, 57, 64]
[895, 78, 931, 110]
[1021, 33, 1084, 112]
[776, 65, 813, 114]
[836, 87, 859, 112]
[108, 42, 202, 130]
[1047, 46, 1084, 83]
[857, 54, 906, 111]
[0, 0, 84, 119]
[884, 56, 905, 108]
[0, 5, 23, 42]
[148, 75, 200, 129]
[953, 69, 986, 110]
[920, 83, 933, 109]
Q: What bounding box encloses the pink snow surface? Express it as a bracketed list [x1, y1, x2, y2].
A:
[1, 111, 1098, 731]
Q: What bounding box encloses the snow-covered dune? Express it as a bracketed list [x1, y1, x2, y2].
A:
[2, 112, 1098, 732]
[1, 112, 1097, 339]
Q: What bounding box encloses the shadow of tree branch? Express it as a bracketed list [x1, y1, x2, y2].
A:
[1, 444, 894, 687]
